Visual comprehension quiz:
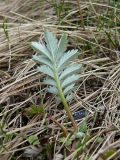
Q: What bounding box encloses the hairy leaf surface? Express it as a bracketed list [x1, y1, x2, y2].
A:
[58, 49, 78, 70]
[60, 64, 82, 80]
[47, 86, 58, 95]
[63, 83, 75, 95]
[44, 31, 58, 57]
[61, 74, 80, 89]
[43, 78, 56, 86]
[37, 65, 54, 78]
[31, 42, 52, 61]
[33, 55, 53, 69]
[57, 34, 68, 58]
[32, 31, 82, 102]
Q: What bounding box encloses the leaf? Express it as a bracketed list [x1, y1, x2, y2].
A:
[79, 121, 88, 133]
[32, 31, 82, 105]
[37, 65, 54, 78]
[57, 34, 68, 58]
[58, 49, 78, 70]
[61, 74, 80, 89]
[63, 83, 75, 95]
[66, 94, 74, 102]
[32, 55, 53, 69]
[47, 86, 58, 95]
[27, 135, 39, 145]
[44, 31, 58, 57]
[56, 94, 73, 103]
[31, 42, 52, 61]
[43, 78, 56, 86]
[60, 64, 82, 80]
[55, 97, 61, 104]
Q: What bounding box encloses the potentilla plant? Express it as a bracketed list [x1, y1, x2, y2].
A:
[31, 31, 82, 132]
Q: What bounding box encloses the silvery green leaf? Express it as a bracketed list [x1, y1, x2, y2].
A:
[57, 34, 68, 58]
[31, 31, 82, 105]
[60, 64, 82, 80]
[31, 42, 52, 61]
[47, 86, 58, 95]
[44, 31, 58, 57]
[55, 97, 61, 104]
[66, 94, 73, 102]
[61, 74, 80, 89]
[55, 95, 72, 104]
[43, 78, 56, 86]
[63, 83, 75, 95]
[32, 55, 53, 69]
[58, 49, 78, 70]
[37, 65, 54, 78]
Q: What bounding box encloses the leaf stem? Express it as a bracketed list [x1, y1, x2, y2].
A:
[54, 66, 78, 132]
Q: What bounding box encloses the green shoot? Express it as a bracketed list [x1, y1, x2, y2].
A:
[31, 31, 82, 132]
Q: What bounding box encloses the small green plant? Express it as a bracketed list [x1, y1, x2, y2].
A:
[31, 31, 82, 132]
[25, 105, 45, 117]
[27, 135, 39, 146]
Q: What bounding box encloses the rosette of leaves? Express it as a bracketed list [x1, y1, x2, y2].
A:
[31, 31, 82, 131]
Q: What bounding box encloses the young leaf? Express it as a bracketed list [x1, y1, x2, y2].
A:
[66, 94, 73, 102]
[31, 31, 82, 132]
[27, 135, 39, 146]
[33, 55, 53, 69]
[37, 65, 54, 78]
[58, 49, 78, 70]
[61, 74, 80, 89]
[47, 86, 58, 95]
[32, 31, 81, 102]
[60, 64, 82, 80]
[44, 31, 58, 57]
[63, 83, 75, 95]
[31, 42, 52, 61]
[57, 34, 68, 58]
[43, 78, 56, 86]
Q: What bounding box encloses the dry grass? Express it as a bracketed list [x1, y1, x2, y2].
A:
[0, 0, 120, 159]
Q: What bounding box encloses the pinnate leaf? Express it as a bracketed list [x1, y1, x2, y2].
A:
[63, 83, 75, 95]
[31, 42, 52, 61]
[57, 34, 68, 58]
[60, 64, 82, 80]
[37, 65, 54, 78]
[32, 31, 82, 103]
[44, 31, 58, 57]
[58, 49, 78, 70]
[33, 55, 53, 69]
[43, 78, 56, 86]
[61, 74, 80, 89]
[47, 86, 58, 95]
